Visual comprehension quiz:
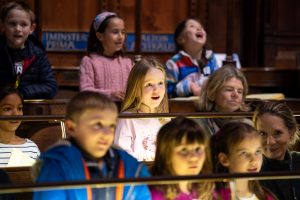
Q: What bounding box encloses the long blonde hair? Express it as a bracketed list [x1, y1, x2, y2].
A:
[198, 65, 249, 112]
[121, 58, 169, 113]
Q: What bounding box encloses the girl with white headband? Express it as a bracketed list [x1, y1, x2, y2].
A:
[80, 12, 133, 101]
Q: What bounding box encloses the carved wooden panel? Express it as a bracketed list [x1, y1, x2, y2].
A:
[2, 0, 299, 68]
[262, 0, 300, 67]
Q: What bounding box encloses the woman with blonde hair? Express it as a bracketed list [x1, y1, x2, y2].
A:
[197, 65, 251, 135]
[114, 58, 169, 161]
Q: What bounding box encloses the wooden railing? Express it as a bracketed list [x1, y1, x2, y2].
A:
[1, 170, 300, 196]
[2, 112, 300, 150]
[23, 98, 300, 115]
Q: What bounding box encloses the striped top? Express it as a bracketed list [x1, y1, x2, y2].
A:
[0, 139, 40, 167]
[166, 50, 219, 97]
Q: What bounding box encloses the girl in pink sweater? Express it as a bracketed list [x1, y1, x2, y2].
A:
[80, 12, 133, 101]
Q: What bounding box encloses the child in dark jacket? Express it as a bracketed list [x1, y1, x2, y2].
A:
[0, 1, 57, 99]
[34, 91, 151, 200]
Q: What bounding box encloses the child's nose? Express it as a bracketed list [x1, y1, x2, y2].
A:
[250, 154, 258, 162]
[15, 24, 22, 31]
[118, 32, 124, 39]
[188, 151, 201, 160]
[152, 84, 158, 91]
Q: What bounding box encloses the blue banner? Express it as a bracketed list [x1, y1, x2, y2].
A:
[42, 31, 175, 53]
[42, 32, 88, 51]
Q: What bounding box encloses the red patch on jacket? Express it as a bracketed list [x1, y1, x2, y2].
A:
[22, 56, 36, 73]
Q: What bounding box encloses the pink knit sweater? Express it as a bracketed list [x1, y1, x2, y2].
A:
[79, 54, 133, 100]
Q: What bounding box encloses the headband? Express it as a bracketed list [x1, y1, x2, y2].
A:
[93, 12, 117, 31]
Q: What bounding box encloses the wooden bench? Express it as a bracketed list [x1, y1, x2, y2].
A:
[1, 167, 33, 200]
[52, 66, 300, 98]
[23, 99, 68, 115]
[52, 66, 79, 88]
[241, 67, 300, 97]
[0, 115, 66, 153]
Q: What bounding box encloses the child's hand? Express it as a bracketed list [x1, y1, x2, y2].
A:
[190, 82, 201, 96]
[112, 91, 125, 101]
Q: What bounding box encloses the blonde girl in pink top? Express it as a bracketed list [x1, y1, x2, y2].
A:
[80, 12, 132, 101]
[114, 58, 169, 161]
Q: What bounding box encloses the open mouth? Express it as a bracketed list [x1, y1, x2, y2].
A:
[268, 149, 278, 154]
[13, 35, 23, 38]
[151, 96, 160, 100]
[115, 42, 123, 45]
[195, 32, 203, 39]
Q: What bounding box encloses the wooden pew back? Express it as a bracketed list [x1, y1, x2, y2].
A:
[51, 66, 300, 98]
[2, 167, 33, 200]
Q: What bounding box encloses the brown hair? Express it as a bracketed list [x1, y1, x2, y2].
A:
[87, 14, 125, 57]
[121, 58, 169, 113]
[253, 101, 300, 147]
[1, 1, 35, 23]
[198, 65, 249, 112]
[211, 122, 273, 200]
[0, 84, 23, 104]
[66, 91, 118, 122]
[151, 117, 213, 199]
[174, 19, 208, 65]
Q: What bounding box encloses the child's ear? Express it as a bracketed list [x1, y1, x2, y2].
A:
[65, 119, 76, 137]
[30, 23, 36, 34]
[177, 35, 185, 45]
[96, 32, 103, 41]
[218, 153, 230, 167]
